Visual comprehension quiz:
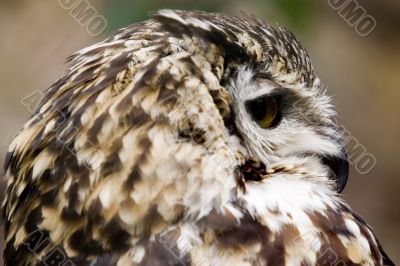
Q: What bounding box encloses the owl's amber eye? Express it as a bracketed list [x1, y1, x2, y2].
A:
[245, 95, 281, 129]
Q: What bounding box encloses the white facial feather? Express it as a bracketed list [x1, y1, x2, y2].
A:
[228, 67, 342, 167]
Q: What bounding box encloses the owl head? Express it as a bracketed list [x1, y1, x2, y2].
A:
[153, 9, 349, 193]
[1, 9, 371, 265]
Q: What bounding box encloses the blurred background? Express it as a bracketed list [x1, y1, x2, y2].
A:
[0, 0, 399, 265]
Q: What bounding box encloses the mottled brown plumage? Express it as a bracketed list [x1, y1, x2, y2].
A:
[2, 10, 393, 266]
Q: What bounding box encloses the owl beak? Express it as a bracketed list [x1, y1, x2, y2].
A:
[321, 147, 349, 193]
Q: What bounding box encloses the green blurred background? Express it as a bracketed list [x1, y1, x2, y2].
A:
[0, 0, 399, 264]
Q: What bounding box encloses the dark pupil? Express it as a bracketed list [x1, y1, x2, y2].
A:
[245, 97, 268, 121]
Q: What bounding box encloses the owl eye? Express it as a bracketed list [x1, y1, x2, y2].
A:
[245, 95, 281, 129]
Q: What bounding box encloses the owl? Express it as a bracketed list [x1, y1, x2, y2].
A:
[2, 9, 393, 266]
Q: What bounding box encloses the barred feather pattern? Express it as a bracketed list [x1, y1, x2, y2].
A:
[2, 10, 393, 266]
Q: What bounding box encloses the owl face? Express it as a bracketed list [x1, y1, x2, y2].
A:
[151, 9, 350, 192]
[227, 67, 348, 192]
